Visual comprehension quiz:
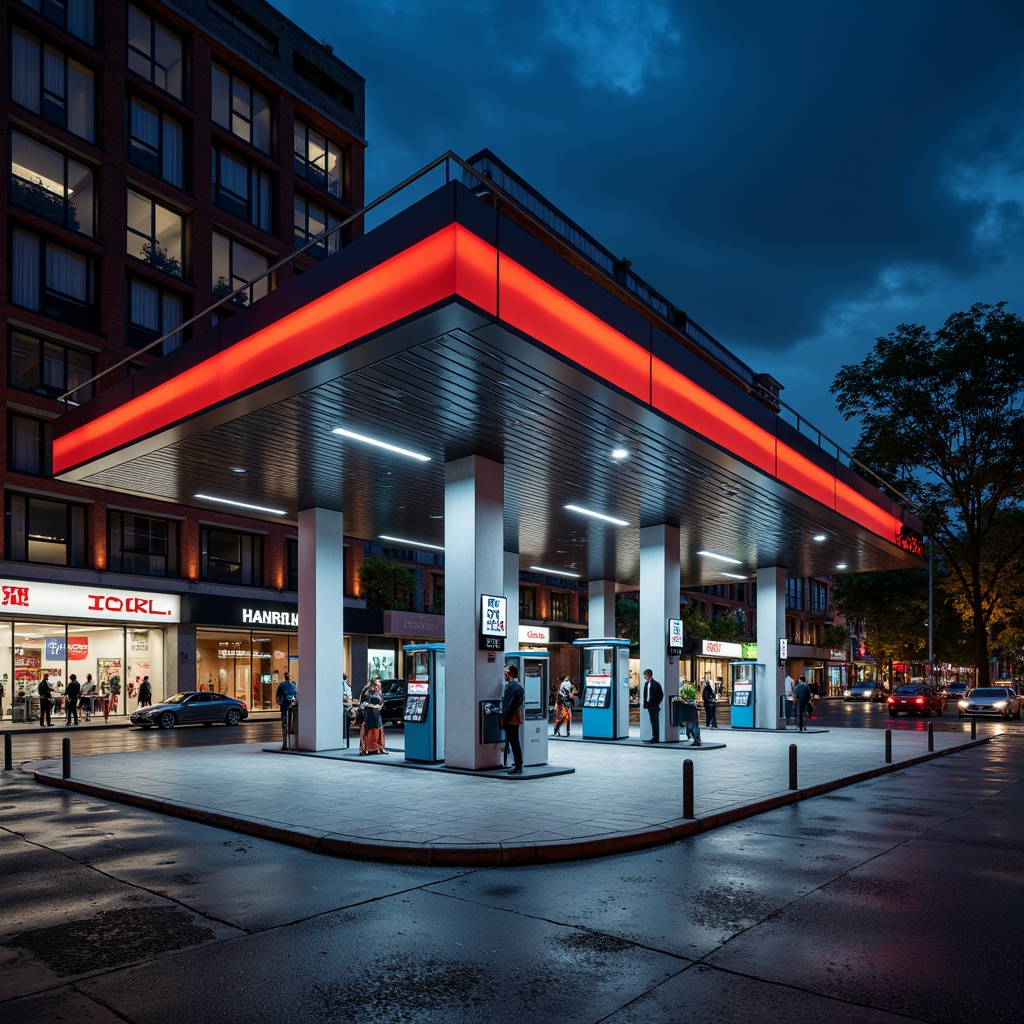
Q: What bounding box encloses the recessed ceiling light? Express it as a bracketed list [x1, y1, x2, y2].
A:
[813, 533, 828, 542]
[230, 466, 247, 474]
[379, 534, 444, 551]
[529, 565, 581, 578]
[696, 550, 742, 565]
[836, 563, 848, 570]
[611, 448, 629, 460]
[720, 572, 748, 580]
[194, 494, 286, 515]
[564, 503, 630, 527]
[430, 515, 444, 520]
[332, 427, 430, 462]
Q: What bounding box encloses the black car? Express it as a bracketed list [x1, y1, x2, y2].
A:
[130, 691, 249, 729]
[887, 684, 945, 717]
[379, 679, 407, 725]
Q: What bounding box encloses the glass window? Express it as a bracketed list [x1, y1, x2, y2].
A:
[8, 413, 48, 475]
[126, 190, 183, 276]
[200, 527, 263, 586]
[9, 227, 97, 330]
[285, 537, 298, 591]
[126, 628, 164, 706]
[127, 4, 184, 98]
[8, 329, 94, 401]
[128, 97, 184, 187]
[108, 511, 178, 576]
[127, 277, 185, 353]
[11, 27, 95, 141]
[211, 232, 270, 307]
[10, 132, 94, 235]
[5, 492, 87, 566]
[15, 0, 96, 45]
[293, 194, 339, 258]
[212, 146, 272, 231]
[550, 592, 570, 622]
[519, 587, 536, 619]
[293, 121, 342, 197]
[211, 64, 271, 152]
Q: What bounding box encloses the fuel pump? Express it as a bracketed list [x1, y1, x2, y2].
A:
[572, 637, 631, 739]
[729, 660, 764, 729]
[402, 643, 445, 761]
[503, 651, 549, 766]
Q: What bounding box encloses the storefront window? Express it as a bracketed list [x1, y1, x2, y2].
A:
[196, 629, 296, 709]
[368, 646, 396, 680]
[126, 628, 164, 703]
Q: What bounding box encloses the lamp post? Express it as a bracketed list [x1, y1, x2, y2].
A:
[927, 538, 934, 684]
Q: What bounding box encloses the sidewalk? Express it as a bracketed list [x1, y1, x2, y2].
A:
[31, 722, 990, 866]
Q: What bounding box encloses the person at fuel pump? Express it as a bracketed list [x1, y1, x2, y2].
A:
[794, 675, 812, 731]
[642, 669, 664, 743]
[65, 674, 82, 726]
[702, 676, 718, 729]
[359, 676, 387, 755]
[276, 672, 297, 749]
[500, 664, 525, 775]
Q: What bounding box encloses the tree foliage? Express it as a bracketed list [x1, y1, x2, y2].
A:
[831, 302, 1024, 683]
[358, 555, 416, 610]
[615, 596, 639, 642]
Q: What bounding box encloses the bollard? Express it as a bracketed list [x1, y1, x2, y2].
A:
[928, 722, 934, 752]
[885, 729, 892, 764]
[788, 743, 798, 790]
[4, 732, 12, 772]
[62, 737, 71, 779]
[971, 717, 976, 740]
[682, 759, 694, 819]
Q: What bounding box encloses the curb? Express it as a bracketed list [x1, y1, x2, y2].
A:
[31, 735, 992, 867]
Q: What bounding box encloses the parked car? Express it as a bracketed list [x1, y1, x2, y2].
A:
[944, 682, 969, 703]
[887, 684, 945, 717]
[957, 687, 1023, 719]
[130, 692, 249, 729]
[379, 679, 407, 726]
[844, 682, 885, 702]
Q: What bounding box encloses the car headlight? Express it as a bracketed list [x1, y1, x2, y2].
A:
[958, 700, 968, 708]
[993, 701, 1007, 709]
[843, 690, 852, 698]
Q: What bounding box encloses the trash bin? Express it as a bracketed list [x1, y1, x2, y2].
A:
[480, 700, 503, 744]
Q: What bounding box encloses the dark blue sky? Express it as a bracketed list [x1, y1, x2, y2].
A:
[279, 0, 1024, 450]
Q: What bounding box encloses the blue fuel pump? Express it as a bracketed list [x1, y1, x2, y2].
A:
[402, 643, 445, 762]
[572, 637, 631, 739]
[504, 651, 549, 766]
[729, 660, 764, 729]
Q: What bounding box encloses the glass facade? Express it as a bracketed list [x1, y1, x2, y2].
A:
[196, 629, 297, 709]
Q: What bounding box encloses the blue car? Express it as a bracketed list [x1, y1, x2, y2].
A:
[130, 691, 249, 729]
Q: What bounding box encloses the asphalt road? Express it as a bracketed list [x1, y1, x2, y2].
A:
[1, 719, 1022, 1022]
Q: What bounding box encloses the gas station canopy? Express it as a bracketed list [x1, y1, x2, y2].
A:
[53, 170, 924, 587]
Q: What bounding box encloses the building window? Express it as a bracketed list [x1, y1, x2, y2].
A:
[550, 592, 570, 622]
[127, 277, 185, 353]
[126, 4, 184, 98]
[5, 492, 87, 566]
[9, 227, 97, 330]
[128, 96, 184, 187]
[8, 413, 49, 475]
[293, 121, 341, 196]
[578, 595, 588, 625]
[519, 587, 536, 619]
[8, 329, 94, 401]
[293, 194, 339, 257]
[10, 132, 94, 236]
[285, 537, 298, 591]
[10, 27, 95, 141]
[212, 146, 272, 231]
[200, 526, 263, 586]
[212, 232, 270, 307]
[126, 189, 183, 276]
[211, 64, 271, 153]
[108, 511, 178, 576]
[15, 0, 96, 46]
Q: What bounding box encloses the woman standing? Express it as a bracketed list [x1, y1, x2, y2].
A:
[359, 676, 388, 755]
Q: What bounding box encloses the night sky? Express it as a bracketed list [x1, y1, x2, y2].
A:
[277, 0, 1024, 450]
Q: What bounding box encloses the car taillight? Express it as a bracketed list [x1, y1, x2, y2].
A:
[915, 697, 924, 705]
[887, 696, 894, 704]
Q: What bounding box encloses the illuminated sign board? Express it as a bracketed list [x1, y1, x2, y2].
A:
[0, 579, 180, 623]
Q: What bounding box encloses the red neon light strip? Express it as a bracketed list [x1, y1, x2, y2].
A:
[53, 222, 904, 546]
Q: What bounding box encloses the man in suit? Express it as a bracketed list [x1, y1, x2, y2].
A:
[500, 664, 525, 775]
[642, 669, 664, 743]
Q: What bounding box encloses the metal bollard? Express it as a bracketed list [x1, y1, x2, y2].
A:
[971, 717, 976, 740]
[928, 722, 934, 752]
[788, 743, 798, 790]
[885, 729, 892, 764]
[62, 737, 71, 779]
[682, 759, 694, 818]
[4, 732, 12, 772]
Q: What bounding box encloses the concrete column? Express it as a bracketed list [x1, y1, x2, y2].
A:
[640, 525, 680, 742]
[167, 623, 196, 698]
[297, 507, 345, 751]
[588, 580, 616, 637]
[504, 551, 520, 650]
[349, 634, 368, 696]
[444, 455, 505, 770]
[756, 565, 787, 729]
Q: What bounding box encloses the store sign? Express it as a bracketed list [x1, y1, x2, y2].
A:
[699, 639, 744, 659]
[519, 626, 550, 644]
[778, 638, 788, 662]
[480, 594, 506, 652]
[742, 642, 758, 659]
[44, 636, 90, 660]
[242, 608, 299, 627]
[668, 618, 684, 654]
[384, 610, 444, 639]
[0, 578, 179, 623]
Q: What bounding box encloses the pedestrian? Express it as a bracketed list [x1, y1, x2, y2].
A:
[81, 674, 95, 721]
[0, 675, 5, 720]
[553, 688, 571, 736]
[794, 675, 813, 731]
[679, 683, 701, 746]
[784, 670, 795, 724]
[642, 669, 664, 743]
[38, 673, 54, 727]
[65, 673, 82, 726]
[108, 674, 121, 717]
[138, 676, 153, 707]
[558, 676, 576, 735]
[702, 676, 718, 728]
[342, 672, 352, 721]
[276, 671, 297, 750]
[500, 664, 525, 775]
[359, 676, 387, 755]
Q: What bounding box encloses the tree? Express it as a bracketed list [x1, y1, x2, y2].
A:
[821, 623, 851, 652]
[615, 596, 638, 642]
[831, 302, 1024, 685]
[708, 611, 743, 641]
[358, 556, 415, 610]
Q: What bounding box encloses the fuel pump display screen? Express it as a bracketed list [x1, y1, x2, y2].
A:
[405, 680, 430, 723]
[583, 684, 611, 708]
[524, 666, 543, 717]
[733, 682, 752, 707]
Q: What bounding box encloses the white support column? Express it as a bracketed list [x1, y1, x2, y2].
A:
[588, 580, 616, 638]
[756, 565, 787, 730]
[640, 525, 680, 742]
[297, 507, 345, 751]
[444, 455, 505, 770]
